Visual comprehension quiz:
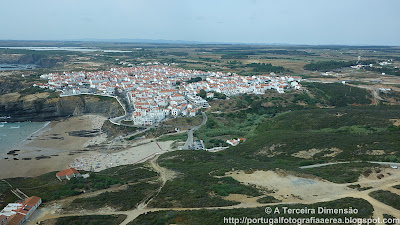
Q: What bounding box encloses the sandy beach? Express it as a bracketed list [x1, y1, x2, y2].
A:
[0, 115, 108, 179]
[21, 115, 107, 153]
[69, 140, 174, 172]
[0, 152, 76, 179]
[0, 114, 176, 179]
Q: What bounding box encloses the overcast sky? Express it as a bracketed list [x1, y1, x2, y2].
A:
[1, 0, 399, 45]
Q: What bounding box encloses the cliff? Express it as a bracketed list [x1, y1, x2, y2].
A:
[0, 93, 124, 122]
[0, 53, 62, 68]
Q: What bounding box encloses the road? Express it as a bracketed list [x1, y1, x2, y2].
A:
[29, 159, 400, 225]
[182, 112, 207, 150]
[182, 129, 194, 150]
[300, 161, 400, 169]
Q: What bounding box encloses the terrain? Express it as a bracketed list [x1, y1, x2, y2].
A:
[0, 41, 400, 224]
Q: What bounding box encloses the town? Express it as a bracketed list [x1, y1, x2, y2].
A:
[36, 65, 302, 126]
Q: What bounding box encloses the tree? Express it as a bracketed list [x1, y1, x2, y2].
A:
[198, 89, 207, 99]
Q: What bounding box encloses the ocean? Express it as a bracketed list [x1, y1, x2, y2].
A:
[0, 121, 49, 155]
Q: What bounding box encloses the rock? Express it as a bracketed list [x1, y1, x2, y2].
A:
[0, 94, 124, 122]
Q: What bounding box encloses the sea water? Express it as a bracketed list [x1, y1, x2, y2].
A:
[0, 121, 49, 154]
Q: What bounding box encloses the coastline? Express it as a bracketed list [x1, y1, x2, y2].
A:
[0, 115, 108, 179]
[15, 121, 51, 148]
[0, 121, 50, 158]
[0, 152, 76, 179]
[0, 114, 176, 179]
[69, 139, 174, 172]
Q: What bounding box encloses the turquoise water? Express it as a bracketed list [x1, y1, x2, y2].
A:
[0, 121, 49, 153]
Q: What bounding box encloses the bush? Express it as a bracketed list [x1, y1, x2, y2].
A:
[54, 215, 126, 225]
[369, 190, 400, 210]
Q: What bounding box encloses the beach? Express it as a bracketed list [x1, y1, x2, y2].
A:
[0, 115, 106, 179]
[0, 121, 49, 155]
[69, 139, 174, 172]
[0, 152, 76, 179]
[20, 115, 108, 153]
[0, 114, 175, 179]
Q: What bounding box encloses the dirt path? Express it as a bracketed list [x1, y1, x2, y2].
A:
[28, 165, 400, 225]
[341, 177, 400, 222]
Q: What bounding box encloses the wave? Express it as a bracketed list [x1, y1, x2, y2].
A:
[18, 121, 50, 144]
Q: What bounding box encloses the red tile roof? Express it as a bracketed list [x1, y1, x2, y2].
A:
[6, 213, 25, 225]
[56, 168, 80, 178]
[24, 196, 41, 208]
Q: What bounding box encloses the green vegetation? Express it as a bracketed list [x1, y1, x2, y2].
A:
[211, 177, 261, 197]
[186, 77, 203, 83]
[301, 163, 376, 183]
[162, 115, 203, 127]
[365, 66, 400, 76]
[256, 195, 281, 203]
[130, 198, 373, 225]
[369, 190, 400, 210]
[157, 133, 187, 142]
[210, 91, 227, 100]
[303, 60, 377, 71]
[18, 86, 60, 98]
[96, 164, 158, 183]
[392, 185, 400, 189]
[347, 184, 372, 191]
[149, 170, 261, 208]
[303, 83, 372, 106]
[53, 215, 126, 225]
[0, 164, 157, 208]
[292, 91, 318, 105]
[195, 111, 268, 149]
[262, 50, 316, 56]
[221, 53, 249, 59]
[242, 106, 400, 163]
[197, 89, 207, 98]
[102, 120, 138, 138]
[304, 60, 355, 71]
[69, 182, 159, 210]
[384, 214, 397, 225]
[155, 104, 400, 206]
[246, 63, 286, 73]
[2, 43, 400, 224]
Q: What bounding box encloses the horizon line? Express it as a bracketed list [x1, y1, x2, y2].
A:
[0, 39, 399, 47]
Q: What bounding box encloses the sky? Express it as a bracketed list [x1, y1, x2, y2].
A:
[1, 0, 399, 46]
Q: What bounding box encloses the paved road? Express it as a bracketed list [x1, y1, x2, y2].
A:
[182, 129, 194, 149]
[300, 161, 400, 169]
[182, 112, 207, 150]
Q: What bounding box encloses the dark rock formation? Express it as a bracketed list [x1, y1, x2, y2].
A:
[0, 94, 124, 122]
[0, 54, 63, 68]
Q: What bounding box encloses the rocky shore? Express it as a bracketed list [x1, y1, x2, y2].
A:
[0, 94, 124, 122]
